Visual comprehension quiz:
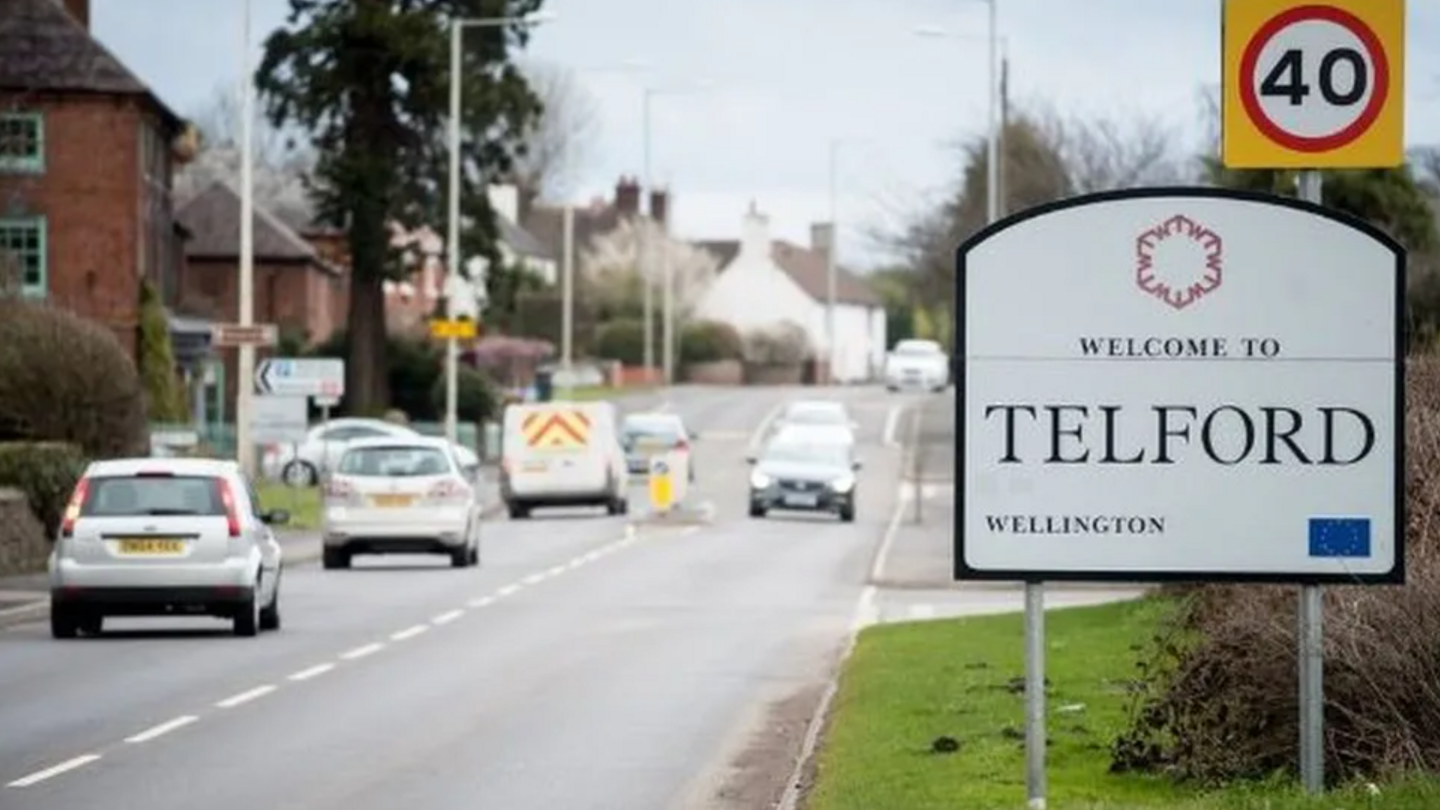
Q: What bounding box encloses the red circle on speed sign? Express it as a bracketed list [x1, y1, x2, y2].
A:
[1238, 4, 1389, 153]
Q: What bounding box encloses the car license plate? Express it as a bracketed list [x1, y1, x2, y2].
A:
[370, 494, 416, 508]
[116, 538, 185, 555]
[784, 493, 819, 508]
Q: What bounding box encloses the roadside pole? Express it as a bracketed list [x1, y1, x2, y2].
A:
[560, 204, 574, 399]
[1296, 170, 1325, 793]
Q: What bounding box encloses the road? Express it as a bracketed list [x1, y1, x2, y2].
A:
[0, 385, 924, 810]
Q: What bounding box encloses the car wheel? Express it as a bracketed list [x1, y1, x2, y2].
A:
[233, 588, 260, 637]
[322, 547, 350, 570]
[839, 505, 856, 523]
[450, 544, 471, 568]
[749, 503, 765, 519]
[282, 461, 317, 488]
[508, 501, 530, 520]
[79, 612, 104, 636]
[258, 574, 281, 631]
[50, 606, 79, 639]
[468, 541, 480, 566]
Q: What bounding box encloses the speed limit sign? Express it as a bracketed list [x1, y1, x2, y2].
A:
[1222, 0, 1404, 169]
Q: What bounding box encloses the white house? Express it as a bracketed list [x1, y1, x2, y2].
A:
[695, 203, 887, 383]
[486, 184, 557, 285]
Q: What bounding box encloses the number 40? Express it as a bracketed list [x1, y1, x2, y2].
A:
[1260, 47, 1368, 106]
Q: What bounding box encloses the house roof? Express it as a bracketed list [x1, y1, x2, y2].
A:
[700, 239, 883, 308]
[177, 180, 336, 272]
[0, 0, 184, 131]
[523, 203, 628, 263]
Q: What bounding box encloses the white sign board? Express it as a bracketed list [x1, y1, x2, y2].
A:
[958, 188, 1403, 584]
[255, 357, 345, 399]
[250, 395, 309, 444]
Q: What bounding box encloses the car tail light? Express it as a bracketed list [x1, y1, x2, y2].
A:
[325, 478, 355, 501]
[59, 478, 90, 538]
[674, 439, 689, 452]
[214, 479, 242, 537]
[428, 479, 468, 503]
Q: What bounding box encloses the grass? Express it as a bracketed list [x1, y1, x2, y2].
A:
[255, 481, 321, 530]
[805, 597, 1440, 810]
[558, 384, 656, 401]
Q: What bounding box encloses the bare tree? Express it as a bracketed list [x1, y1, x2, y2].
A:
[1026, 99, 1188, 191]
[187, 80, 304, 168]
[510, 59, 602, 203]
[581, 217, 718, 317]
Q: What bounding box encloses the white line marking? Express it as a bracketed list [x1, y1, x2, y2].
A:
[748, 398, 791, 451]
[868, 483, 910, 582]
[341, 642, 384, 660]
[521, 572, 547, 585]
[431, 609, 463, 625]
[882, 404, 904, 447]
[391, 624, 428, 641]
[496, 584, 521, 598]
[215, 684, 276, 709]
[566, 558, 585, 570]
[124, 715, 198, 744]
[546, 564, 566, 577]
[6, 754, 102, 787]
[467, 595, 495, 608]
[288, 663, 335, 682]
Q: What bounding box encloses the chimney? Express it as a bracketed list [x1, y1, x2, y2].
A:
[810, 222, 834, 262]
[486, 183, 519, 224]
[57, 0, 89, 28]
[614, 175, 641, 217]
[740, 200, 770, 257]
[648, 187, 669, 231]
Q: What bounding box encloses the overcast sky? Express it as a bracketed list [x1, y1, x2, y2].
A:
[95, 0, 1440, 268]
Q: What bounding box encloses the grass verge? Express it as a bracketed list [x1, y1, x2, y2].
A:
[560, 384, 656, 402]
[805, 597, 1440, 809]
[255, 481, 320, 530]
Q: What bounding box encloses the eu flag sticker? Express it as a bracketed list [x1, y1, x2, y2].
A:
[1308, 518, 1372, 558]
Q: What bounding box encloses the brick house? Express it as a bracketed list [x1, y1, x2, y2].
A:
[0, 0, 198, 357]
[176, 180, 346, 414]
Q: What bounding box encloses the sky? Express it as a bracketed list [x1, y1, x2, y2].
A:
[94, 0, 1440, 269]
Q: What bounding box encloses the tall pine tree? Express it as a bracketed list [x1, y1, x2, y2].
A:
[255, 0, 543, 413]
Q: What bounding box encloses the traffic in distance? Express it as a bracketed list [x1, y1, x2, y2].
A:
[38, 392, 879, 639]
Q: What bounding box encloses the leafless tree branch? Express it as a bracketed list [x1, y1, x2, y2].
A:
[510, 59, 602, 204]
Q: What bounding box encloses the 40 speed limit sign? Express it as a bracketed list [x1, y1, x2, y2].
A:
[1222, 0, 1404, 169]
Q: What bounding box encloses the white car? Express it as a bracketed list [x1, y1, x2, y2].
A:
[48, 457, 286, 638]
[263, 417, 479, 487]
[320, 436, 484, 569]
[884, 339, 950, 392]
[771, 400, 858, 441]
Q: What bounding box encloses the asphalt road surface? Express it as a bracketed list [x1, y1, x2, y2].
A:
[0, 385, 927, 810]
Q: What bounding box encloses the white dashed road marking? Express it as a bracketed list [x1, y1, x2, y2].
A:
[288, 663, 334, 682]
[6, 754, 103, 788]
[124, 715, 198, 744]
[215, 685, 276, 709]
[340, 642, 384, 661]
[3, 527, 665, 791]
[391, 624, 429, 641]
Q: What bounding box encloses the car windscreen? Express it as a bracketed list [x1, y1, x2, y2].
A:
[761, 442, 850, 467]
[338, 446, 453, 477]
[80, 475, 226, 517]
[893, 341, 942, 356]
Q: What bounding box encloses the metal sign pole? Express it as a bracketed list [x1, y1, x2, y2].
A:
[1297, 168, 1326, 795]
[1025, 580, 1046, 809]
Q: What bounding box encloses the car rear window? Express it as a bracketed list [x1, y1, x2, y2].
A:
[81, 475, 226, 517]
[622, 420, 680, 443]
[338, 446, 453, 477]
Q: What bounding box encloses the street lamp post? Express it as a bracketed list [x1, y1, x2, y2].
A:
[825, 138, 839, 384]
[236, 0, 256, 477]
[916, 3, 1001, 225]
[445, 11, 554, 444]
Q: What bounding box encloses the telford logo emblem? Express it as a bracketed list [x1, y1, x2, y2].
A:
[1135, 214, 1223, 310]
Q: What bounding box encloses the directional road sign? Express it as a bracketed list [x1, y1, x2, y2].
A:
[1222, 0, 1404, 169]
[255, 357, 345, 399]
[211, 323, 278, 347]
[249, 395, 309, 444]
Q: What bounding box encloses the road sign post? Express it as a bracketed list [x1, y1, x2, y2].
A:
[1221, 0, 1406, 793]
[1222, 0, 1404, 169]
[957, 188, 1404, 802]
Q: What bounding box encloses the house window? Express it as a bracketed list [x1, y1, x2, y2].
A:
[0, 217, 46, 298]
[0, 113, 44, 173]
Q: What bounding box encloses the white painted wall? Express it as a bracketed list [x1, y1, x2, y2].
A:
[697, 205, 886, 383]
[488, 183, 557, 286]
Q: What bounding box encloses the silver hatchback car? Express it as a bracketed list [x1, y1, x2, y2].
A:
[48, 457, 287, 639]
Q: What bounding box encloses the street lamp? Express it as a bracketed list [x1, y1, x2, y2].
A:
[823, 136, 869, 385]
[915, 2, 1001, 227]
[236, 0, 256, 477]
[642, 82, 712, 392]
[557, 60, 654, 399]
[445, 11, 555, 444]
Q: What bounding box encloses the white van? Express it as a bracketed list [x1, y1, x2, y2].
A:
[499, 400, 629, 519]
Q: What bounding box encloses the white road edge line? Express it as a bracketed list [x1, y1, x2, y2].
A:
[868, 482, 910, 583]
[778, 486, 907, 810]
[124, 715, 198, 744]
[882, 404, 904, 448]
[6, 754, 102, 788]
[496, 584, 522, 598]
[545, 564, 567, 577]
[467, 595, 495, 608]
[521, 572, 547, 585]
[215, 684, 276, 709]
[565, 558, 585, 570]
[341, 642, 384, 660]
[431, 609, 463, 625]
[288, 663, 335, 682]
[391, 624, 429, 641]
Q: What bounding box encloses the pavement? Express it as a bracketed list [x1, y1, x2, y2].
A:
[0, 384, 928, 810]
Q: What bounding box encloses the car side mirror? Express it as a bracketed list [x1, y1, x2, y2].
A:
[262, 508, 291, 526]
